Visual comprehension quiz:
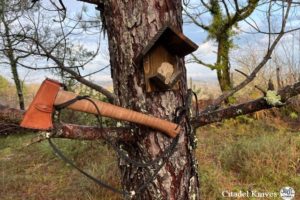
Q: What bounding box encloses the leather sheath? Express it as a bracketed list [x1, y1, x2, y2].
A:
[20, 79, 62, 130]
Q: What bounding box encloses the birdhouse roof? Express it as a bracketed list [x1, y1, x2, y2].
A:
[135, 25, 198, 64]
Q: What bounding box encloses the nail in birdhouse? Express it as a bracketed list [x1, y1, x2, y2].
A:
[135, 25, 198, 92]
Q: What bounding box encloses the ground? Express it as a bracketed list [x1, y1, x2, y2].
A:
[0, 118, 299, 200]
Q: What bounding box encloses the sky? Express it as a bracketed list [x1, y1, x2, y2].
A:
[1, 0, 299, 86]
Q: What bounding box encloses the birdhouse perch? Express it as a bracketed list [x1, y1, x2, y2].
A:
[135, 25, 198, 92]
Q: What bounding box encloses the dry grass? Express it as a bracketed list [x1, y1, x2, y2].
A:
[0, 119, 299, 200]
[197, 119, 300, 200]
[0, 135, 122, 200]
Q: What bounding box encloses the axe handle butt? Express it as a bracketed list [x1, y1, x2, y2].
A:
[55, 91, 180, 138]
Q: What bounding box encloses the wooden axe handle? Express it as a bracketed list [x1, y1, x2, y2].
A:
[55, 90, 180, 138]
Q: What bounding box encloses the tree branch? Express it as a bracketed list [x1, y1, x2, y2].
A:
[209, 1, 292, 109]
[189, 53, 217, 70]
[77, 0, 100, 5]
[15, 34, 117, 102]
[191, 81, 300, 128]
[228, 0, 259, 26]
[0, 105, 133, 142]
[221, 0, 231, 20]
[183, 8, 210, 30]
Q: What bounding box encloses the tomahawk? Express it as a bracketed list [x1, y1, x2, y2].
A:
[20, 78, 180, 138]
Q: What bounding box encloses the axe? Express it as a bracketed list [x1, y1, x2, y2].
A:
[20, 79, 180, 138]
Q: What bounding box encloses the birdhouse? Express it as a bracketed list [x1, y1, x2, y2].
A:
[135, 25, 198, 92]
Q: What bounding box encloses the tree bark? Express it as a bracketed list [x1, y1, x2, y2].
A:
[2, 17, 25, 110]
[11, 61, 25, 110]
[216, 34, 232, 93]
[102, 1, 199, 199]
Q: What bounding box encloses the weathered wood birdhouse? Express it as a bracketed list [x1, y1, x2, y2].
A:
[135, 25, 198, 92]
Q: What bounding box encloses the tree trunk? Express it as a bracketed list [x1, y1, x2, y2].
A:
[2, 17, 25, 110]
[216, 34, 232, 93]
[276, 67, 282, 89]
[11, 62, 25, 110]
[102, 1, 199, 199]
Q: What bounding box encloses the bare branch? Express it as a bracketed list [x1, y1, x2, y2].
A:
[234, 69, 248, 77]
[221, 0, 231, 20]
[192, 81, 300, 127]
[81, 64, 110, 78]
[189, 53, 217, 70]
[254, 85, 267, 95]
[210, 1, 292, 108]
[183, 8, 209, 30]
[14, 34, 116, 102]
[200, 0, 213, 12]
[77, 0, 100, 5]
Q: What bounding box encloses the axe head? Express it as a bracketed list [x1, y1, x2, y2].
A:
[20, 78, 63, 130]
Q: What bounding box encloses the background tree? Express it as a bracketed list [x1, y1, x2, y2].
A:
[0, 0, 34, 109]
[0, 0, 113, 105]
[184, 0, 260, 94]
[184, 0, 300, 102]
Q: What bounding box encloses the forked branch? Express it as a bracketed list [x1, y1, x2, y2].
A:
[209, 1, 292, 109]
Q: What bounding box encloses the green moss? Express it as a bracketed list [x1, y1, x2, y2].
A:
[289, 112, 298, 120]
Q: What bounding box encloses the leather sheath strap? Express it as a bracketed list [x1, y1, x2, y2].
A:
[20, 79, 62, 130]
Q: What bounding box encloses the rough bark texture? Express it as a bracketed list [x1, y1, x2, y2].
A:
[102, 1, 199, 199]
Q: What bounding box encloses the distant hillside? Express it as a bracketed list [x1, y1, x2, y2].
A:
[188, 79, 221, 99]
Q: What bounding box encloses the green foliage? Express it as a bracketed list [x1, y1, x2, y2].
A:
[200, 0, 260, 92]
[277, 105, 299, 121]
[289, 112, 298, 120]
[208, 0, 223, 39]
[207, 1, 236, 45]
[235, 115, 254, 124]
